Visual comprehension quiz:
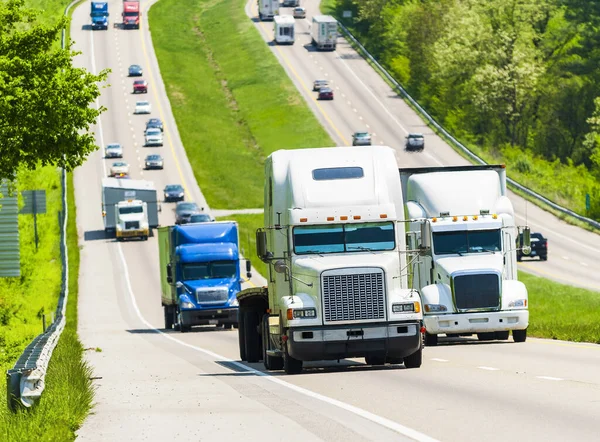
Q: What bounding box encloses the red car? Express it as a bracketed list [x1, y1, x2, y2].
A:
[318, 87, 334, 100]
[133, 79, 148, 94]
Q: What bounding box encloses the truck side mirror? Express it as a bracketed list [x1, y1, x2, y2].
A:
[166, 263, 172, 283]
[256, 230, 272, 262]
[521, 226, 531, 255]
[245, 260, 252, 279]
[420, 221, 431, 250]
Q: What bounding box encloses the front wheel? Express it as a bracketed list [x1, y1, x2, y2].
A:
[424, 332, 438, 346]
[513, 328, 527, 343]
[163, 306, 174, 330]
[262, 315, 283, 370]
[243, 311, 261, 363]
[404, 348, 422, 369]
[284, 342, 303, 374]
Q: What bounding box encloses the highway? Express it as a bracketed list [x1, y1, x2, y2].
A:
[250, 1, 600, 293]
[71, 0, 600, 441]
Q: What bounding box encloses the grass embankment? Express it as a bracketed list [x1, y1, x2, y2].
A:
[149, 0, 332, 209]
[218, 214, 267, 278]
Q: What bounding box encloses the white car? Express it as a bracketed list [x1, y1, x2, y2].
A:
[134, 101, 152, 114]
[293, 7, 306, 19]
[145, 128, 164, 146]
[110, 161, 130, 177]
[104, 143, 123, 158]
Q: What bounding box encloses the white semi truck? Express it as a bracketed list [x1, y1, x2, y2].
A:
[237, 146, 424, 374]
[399, 165, 531, 345]
[311, 15, 337, 50]
[258, 0, 278, 21]
[273, 15, 295, 44]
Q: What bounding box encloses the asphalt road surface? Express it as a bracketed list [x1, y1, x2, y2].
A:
[71, 0, 600, 441]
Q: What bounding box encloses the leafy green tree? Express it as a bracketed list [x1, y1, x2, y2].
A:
[0, 0, 108, 181]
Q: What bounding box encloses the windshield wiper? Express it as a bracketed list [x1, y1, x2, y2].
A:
[348, 245, 375, 254]
[300, 249, 324, 257]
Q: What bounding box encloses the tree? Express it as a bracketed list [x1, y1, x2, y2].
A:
[0, 0, 108, 181]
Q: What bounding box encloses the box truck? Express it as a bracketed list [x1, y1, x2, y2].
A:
[90, 1, 109, 30]
[122, 0, 140, 29]
[101, 178, 159, 239]
[274, 15, 295, 45]
[237, 146, 424, 374]
[311, 15, 337, 50]
[258, 0, 278, 21]
[159, 222, 252, 331]
[399, 165, 531, 345]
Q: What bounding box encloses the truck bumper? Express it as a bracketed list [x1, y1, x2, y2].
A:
[424, 310, 529, 335]
[181, 307, 238, 326]
[116, 228, 149, 239]
[287, 321, 421, 362]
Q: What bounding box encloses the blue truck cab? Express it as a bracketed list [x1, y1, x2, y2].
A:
[90, 1, 109, 30]
[159, 222, 252, 332]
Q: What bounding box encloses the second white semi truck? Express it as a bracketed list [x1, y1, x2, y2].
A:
[274, 15, 295, 44]
[399, 165, 531, 345]
[258, 0, 278, 21]
[311, 15, 338, 50]
[237, 146, 424, 374]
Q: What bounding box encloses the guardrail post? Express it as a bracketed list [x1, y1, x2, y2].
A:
[6, 370, 22, 412]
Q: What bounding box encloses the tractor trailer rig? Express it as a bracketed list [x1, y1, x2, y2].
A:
[237, 146, 424, 374]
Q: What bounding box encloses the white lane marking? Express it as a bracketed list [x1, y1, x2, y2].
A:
[562, 256, 570, 260]
[536, 376, 563, 381]
[366, 124, 370, 128]
[353, 108, 357, 113]
[341, 93, 345, 97]
[115, 245, 438, 442]
[581, 262, 589, 267]
[478, 366, 499, 371]
[347, 101, 351, 105]
[430, 358, 448, 362]
[358, 116, 363, 120]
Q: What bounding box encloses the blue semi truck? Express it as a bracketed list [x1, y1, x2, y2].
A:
[158, 222, 252, 332]
[90, 1, 109, 30]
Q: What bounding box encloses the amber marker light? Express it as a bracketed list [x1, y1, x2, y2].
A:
[432, 217, 437, 222]
[300, 218, 308, 222]
[340, 216, 348, 220]
[380, 214, 388, 219]
[463, 216, 468, 221]
[287, 309, 294, 320]
[353, 215, 361, 220]
[492, 214, 498, 219]
[452, 216, 458, 222]
[473, 215, 478, 220]
[327, 216, 334, 221]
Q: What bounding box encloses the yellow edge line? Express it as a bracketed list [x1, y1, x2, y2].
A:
[139, 19, 192, 201]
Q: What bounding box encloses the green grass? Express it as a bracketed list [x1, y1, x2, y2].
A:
[218, 214, 267, 278]
[149, 0, 333, 209]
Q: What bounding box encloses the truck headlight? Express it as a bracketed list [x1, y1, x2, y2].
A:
[508, 299, 527, 308]
[424, 304, 448, 313]
[392, 302, 420, 313]
[287, 308, 317, 319]
[230, 297, 239, 307]
[181, 302, 195, 309]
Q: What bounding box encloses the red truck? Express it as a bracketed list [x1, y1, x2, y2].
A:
[122, 0, 140, 29]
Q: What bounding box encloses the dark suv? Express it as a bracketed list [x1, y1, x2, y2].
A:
[517, 232, 548, 261]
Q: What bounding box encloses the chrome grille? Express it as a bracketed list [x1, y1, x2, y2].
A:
[125, 221, 139, 230]
[322, 270, 385, 322]
[453, 273, 500, 311]
[196, 288, 228, 305]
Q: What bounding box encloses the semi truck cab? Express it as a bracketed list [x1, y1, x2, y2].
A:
[115, 199, 149, 241]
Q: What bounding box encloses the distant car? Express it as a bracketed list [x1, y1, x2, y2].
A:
[189, 213, 214, 223]
[164, 184, 185, 202]
[293, 7, 306, 19]
[145, 128, 163, 146]
[128, 64, 143, 77]
[405, 133, 425, 151]
[175, 201, 203, 225]
[145, 118, 164, 132]
[313, 79, 329, 91]
[110, 161, 130, 177]
[144, 154, 164, 170]
[133, 79, 148, 94]
[517, 232, 548, 261]
[104, 143, 123, 158]
[134, 101, 152, 114]
[318, 87, 334, 100]
[352, 132, 372, 146]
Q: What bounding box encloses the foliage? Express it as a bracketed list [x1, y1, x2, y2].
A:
[0, 0, 108, 181]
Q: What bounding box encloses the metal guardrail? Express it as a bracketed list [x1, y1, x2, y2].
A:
[336, 22, 600, 230]
[5, 0, 77, 411]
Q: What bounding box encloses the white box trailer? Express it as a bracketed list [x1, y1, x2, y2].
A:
[399, 165, 531, 345]
[258, 0, 278, 21]
[237, 146, 424, 374]
[311, 15, 337, 50]
[274, 15, 295, 44]
[101, 178, 159, 232]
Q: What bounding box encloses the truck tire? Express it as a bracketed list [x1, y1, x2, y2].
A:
[283, 342, 303, 375]
[477, 332, 495, 341]
[262, 315, 283, 370]
[223, 323, 233, 330]
[178, 310, 190, 333]
[365, 355, 386, 366]
[243, 311, 261, 363]
[495, 331, 510, 340]
[424, 332, 438, 346]
[164, 306, 174, 330]
[513, 328, 527, 343]
[403, 348, 422, 369]
[238, 313, 246, 361]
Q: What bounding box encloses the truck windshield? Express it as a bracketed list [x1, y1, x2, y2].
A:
[182, 261, 237, 280]
[433, 229, 501, 255]
[119, 206, 143, 214]
[293, 222, 395, 254]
